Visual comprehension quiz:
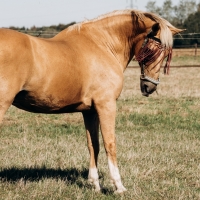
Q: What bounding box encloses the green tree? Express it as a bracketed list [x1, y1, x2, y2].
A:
[183, 4, 200, 32]
[174, 0, 197, 26]
[173, 3, 200, 47]
[146, 0, 197, 27]
[162, 0, 174, 22]
[145, 1, 161, 14]
[146, 0, 176, 23]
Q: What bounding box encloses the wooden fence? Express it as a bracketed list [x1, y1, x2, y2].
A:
[173, 47, 199, 57]
[17, 30, 200, 57]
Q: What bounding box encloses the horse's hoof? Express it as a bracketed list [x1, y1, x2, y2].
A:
[114, 187, 127, 194]
[88, 179, 101, 192]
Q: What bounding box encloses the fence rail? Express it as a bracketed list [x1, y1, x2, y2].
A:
[18, 30, 59, 38]
[174, 33, 200, 48]
[17, 30, 200, 38]
[173, 47, 199, 56]
[17, 30, 200, 52]
[15, 30, 200, 68]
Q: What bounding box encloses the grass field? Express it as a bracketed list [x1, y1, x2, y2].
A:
[129, 55, 200, 67]
[0, 65, 200, 199]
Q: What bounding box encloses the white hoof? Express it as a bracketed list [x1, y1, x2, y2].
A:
[88, 178, 101, 192]
[114, 186, 127, 194]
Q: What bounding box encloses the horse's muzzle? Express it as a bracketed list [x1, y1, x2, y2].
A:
[140, 80, 157, 97]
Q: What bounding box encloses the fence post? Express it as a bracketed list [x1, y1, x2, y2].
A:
[194, 43, 197, 57]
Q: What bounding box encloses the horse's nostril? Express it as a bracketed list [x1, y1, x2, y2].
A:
[144, 84, 149, 93]
[143, 82, 157, 95]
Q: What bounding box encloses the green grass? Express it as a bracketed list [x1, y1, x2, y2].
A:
[170, 55, 200, 66]
[0, 67, 200, 199]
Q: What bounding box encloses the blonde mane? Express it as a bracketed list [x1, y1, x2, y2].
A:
[67, 9, 177, 48]
[140, 11, 177, 48]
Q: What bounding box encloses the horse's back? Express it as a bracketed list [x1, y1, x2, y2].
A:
[0, 28, 123, 114]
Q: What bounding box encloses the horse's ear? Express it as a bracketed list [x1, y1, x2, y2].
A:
[148, 23, 160, 37]
[152, 23, 160, 34]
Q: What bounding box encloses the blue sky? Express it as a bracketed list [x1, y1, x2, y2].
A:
[0, 0, 181, 28]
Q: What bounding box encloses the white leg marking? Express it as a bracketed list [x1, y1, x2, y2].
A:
[88, 167, 101, 192]
[108, 159, 127, 193]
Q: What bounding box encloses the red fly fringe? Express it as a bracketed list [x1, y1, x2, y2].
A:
[135, 39, 165, 66]
[164, 48, 172, 75]
[135, 38, 173, 75]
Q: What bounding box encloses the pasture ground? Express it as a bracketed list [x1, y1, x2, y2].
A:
[130, 55, 200, 67]
[0, 58, 200, 199]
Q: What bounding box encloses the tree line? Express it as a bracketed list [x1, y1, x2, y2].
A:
[10, 22, 76, 34]
[146, 0, 200, 47]
[146, 0, 198, 28]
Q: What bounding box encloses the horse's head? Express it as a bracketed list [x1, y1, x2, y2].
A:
[135, 22, 184, 97]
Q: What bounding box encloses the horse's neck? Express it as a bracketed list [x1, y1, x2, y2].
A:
[91, 15, 143, 70]
[61, 14, 148, 70]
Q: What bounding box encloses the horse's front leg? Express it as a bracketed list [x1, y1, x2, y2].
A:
[82, 111, 101, 191]
[95, 99, 127, 193]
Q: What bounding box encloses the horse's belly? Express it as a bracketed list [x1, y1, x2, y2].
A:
[12, 90, 92, 113]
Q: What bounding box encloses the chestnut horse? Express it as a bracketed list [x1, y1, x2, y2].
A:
[0, 10, 183, 193]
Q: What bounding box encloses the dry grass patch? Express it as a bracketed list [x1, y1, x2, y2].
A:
[129, 55, 200, 67]
[0, 66, 200, 199]
[122, 67, 200, 98]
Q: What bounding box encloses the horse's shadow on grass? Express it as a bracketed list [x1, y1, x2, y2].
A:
[0, 166, 113, 194]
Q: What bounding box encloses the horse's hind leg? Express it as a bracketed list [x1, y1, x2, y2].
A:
[82, 111, 101, 191]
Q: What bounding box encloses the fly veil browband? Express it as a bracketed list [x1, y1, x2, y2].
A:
[135, 32, 172, 85]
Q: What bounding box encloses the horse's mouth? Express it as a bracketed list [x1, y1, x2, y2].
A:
[140, 80, 157, 97]
[142, 92, 149, 97]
